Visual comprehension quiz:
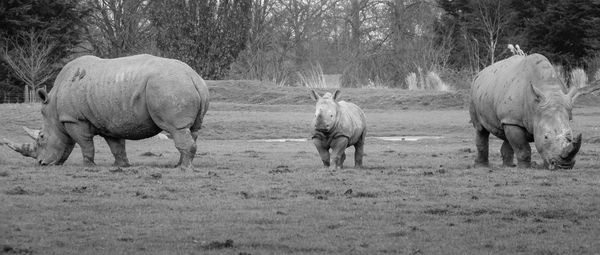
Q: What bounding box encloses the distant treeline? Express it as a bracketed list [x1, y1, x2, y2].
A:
[1, 0, 599, 102]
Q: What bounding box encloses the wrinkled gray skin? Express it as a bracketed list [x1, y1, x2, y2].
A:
[4, 54, 209, 171]
[470, 54, 599, 169]
[310, 90, 367, 170]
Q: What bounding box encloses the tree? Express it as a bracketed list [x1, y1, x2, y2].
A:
[149, 0, 252, 79]
[520, 1, 600, 70]
[473, 0, 514, 65]
[2, 30, 55, 102]
[0, 0, 89, 102]
[82, 0, 153, 58]
[436, 0, 514, 71]
[276, 0, 340, 67]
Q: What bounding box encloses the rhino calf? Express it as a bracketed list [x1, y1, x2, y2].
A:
[3, 54, 209, 170]
[470, 54, 600, 169]
[310, 90, 367, 170]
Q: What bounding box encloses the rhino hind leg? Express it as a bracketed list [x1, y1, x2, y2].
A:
[104, 137, 131, 167]
[501, 141, 516, 167]
[504, 125, 532, 168]
[474, 128, 490, 167]
[170, 128, 197, 171]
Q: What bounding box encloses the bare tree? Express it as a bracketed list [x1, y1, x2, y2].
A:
[474, 0, 514, 65]
[1, 30, 55, 102]
[277, 0, 340, 67]
[83, 0, 153, 57]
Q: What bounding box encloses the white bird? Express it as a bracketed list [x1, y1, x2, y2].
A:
[508, 44, 516, 55]
[515, 44, 525, 55]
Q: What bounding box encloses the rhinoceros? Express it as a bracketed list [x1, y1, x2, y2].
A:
[470, 53, 600, 169]
[3, 54, 209, 170]
[310, 90, 366, 169]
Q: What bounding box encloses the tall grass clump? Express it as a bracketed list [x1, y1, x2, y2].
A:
[426, 71, 451, 91]
[297, 62, 328, 88]
[406, 72, 418, 90]
[405, 67, 451, 91]
[570, 68, 587, 88]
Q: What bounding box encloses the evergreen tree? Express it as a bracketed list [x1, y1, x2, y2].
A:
[436, 0, 600, 71]
[521, 0, 600, 69]
[0, 0, 89, 101]
[149, 0, 251, 79]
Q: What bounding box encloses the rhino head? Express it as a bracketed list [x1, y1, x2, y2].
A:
[4, 88, 75, 165]
[530, 80, 598, 169]
[310, 89, 341, 132]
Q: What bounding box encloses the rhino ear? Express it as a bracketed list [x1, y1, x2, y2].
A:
[37, 88, 48, 104]
[531, 83, 547, 103]
[332, 89, 341, 101]
[309, 90, 320, 101]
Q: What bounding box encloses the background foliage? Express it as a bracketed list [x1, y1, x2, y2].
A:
[1, 0, 600, 102]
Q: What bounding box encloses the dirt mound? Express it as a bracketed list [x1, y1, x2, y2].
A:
[206, 80, 470, 110]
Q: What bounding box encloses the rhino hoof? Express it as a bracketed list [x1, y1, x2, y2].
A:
[179, 165, 194, 172]
[474, 161, 489, 168]
[114, 161, 131, 167]
[502, 162, 516, 167]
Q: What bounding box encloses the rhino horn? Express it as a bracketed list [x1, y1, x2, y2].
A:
[560, 133, 582, 160]
[2, 138, 37, 158]
[22, 126, 40, 139]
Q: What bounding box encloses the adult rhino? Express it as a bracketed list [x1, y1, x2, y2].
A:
[3, 54, 209, 170]
[470, 53, 600, 169]
[310, 90, 366, 170]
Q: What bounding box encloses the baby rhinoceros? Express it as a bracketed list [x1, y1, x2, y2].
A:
[310, 90, 367, 170]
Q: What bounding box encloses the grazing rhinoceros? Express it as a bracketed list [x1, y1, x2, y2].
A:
[310, 90, 366, 169]
[470, 53, 600, 169]
[2, 54, 209, 170]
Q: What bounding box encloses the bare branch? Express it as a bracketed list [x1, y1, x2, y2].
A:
[1, 30, 55, 93]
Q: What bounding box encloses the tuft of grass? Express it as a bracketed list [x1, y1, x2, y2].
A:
[406, 68, 452, 91]
[426, 71, 452, 91]
[570, 68, 588, 88]
[297, 62, 329, 88]
[406, 72, 418, 90]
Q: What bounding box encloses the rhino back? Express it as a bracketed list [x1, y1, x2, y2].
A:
[471, 54, 560, 136]
[335, 101, 366, 146]
[52, 54, 207, 139]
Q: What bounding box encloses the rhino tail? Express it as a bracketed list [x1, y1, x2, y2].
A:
[190, 74, 209, 131]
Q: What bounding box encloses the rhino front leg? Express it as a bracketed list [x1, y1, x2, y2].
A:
[104, 137, 131, 167]
[170, 128, 196, 171]
[504, 125, 532, 168]
[312, 138, 331, 167]
[64, 123, 96, 166]
[330, 137, 349, 170]
[474, 128, 490, 167]
[501, 140, 516, 167]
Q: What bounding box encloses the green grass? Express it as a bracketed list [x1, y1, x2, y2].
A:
[1, 81, 600, 254]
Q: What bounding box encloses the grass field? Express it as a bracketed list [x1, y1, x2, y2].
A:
[1, 81, 600, 254]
